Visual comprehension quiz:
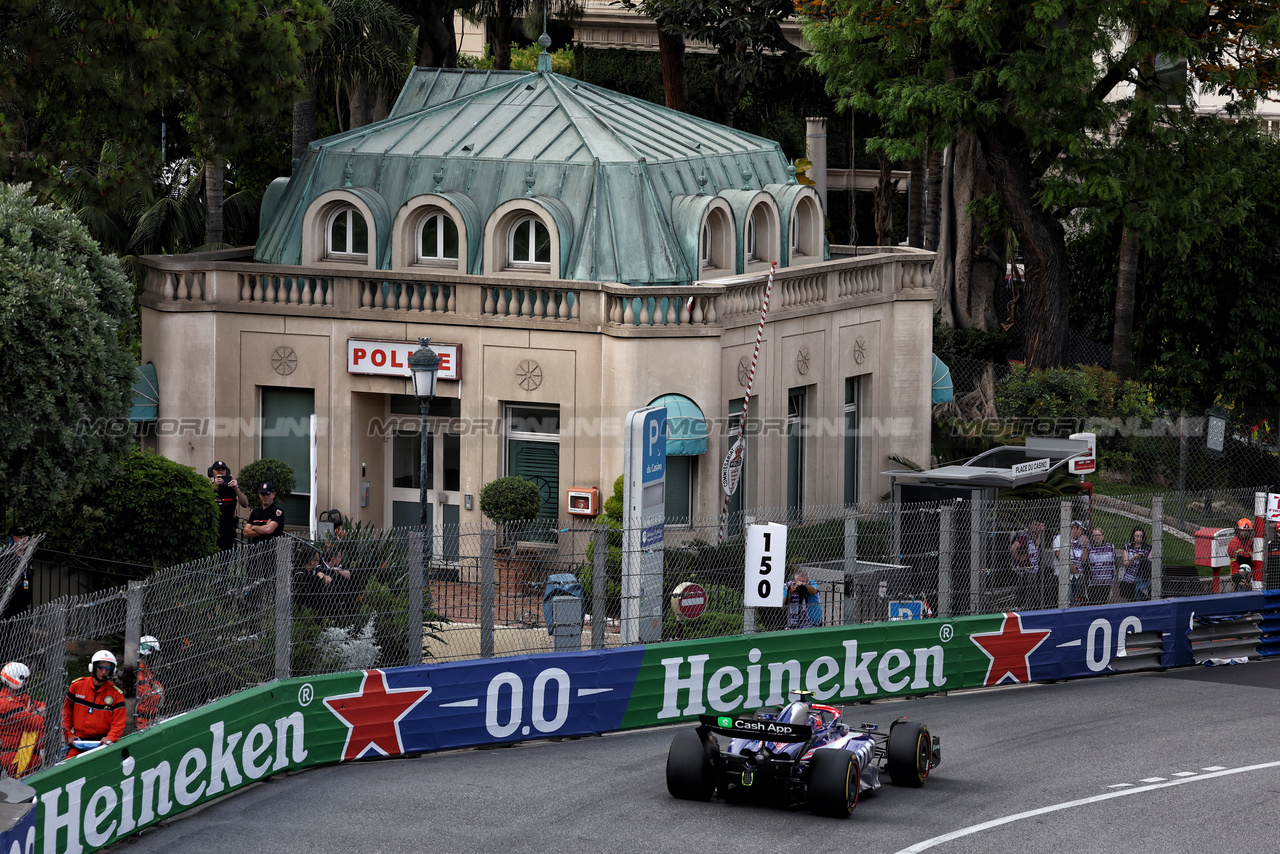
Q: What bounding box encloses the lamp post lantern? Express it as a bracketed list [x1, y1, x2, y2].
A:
[408, 338, 441, 529]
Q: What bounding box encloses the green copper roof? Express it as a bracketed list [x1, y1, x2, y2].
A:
[255, 68, 798, 285]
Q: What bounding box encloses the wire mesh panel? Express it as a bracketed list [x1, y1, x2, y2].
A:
[1, 487, 1276, 779]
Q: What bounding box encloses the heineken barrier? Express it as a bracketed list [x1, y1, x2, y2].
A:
[23, 592, 1263, 853]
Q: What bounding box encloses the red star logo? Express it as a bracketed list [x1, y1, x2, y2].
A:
[969, 613, 1052, 686]
[323, 670, 431, 761]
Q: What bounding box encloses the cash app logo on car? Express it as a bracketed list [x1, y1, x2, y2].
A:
[718, 716, 733, 728]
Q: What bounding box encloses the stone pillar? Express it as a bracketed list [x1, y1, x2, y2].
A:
[805, 117, 829, 208]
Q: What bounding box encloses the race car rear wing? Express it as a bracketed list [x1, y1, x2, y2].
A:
[698, 714, 812, 743]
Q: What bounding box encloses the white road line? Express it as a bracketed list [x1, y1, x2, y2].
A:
[1139, 777, 1167, 783]
[894, 760, 1280, 854]
[1107, 784, 1132, 789]
[1202, 766, 1227, 771]
[1172, 772, 1197, 777]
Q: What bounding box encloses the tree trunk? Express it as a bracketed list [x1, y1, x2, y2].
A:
[930, 133, 1001, 332]
[712, 46, 747, 127]
[924, 142, 943, 251]
[372, 89, 391, 124]
[1111, 226, 1140, 381]
[657, 28, 687, 112]
[907, 156, 924, 248]
[873, 154, 898, 246]
[204, 158, 224, 247]
[349, 80, 373, 129]
[980, 121, 1071, 369]
[292, 88, 317, 163]
[412, 4, 458, 68]
[491, 14, 514, 70]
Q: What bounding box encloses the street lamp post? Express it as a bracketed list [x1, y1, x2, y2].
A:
[408, 338, 441, 530]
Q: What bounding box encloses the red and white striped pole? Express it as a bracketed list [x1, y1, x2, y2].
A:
[718, 262, 776, 544]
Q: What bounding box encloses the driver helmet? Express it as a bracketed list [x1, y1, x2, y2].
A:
[90, 649, 117, 676]
[140, 636, 160, 657]
[1, 662, 29, 692]
[1238, 518, 1254, 533]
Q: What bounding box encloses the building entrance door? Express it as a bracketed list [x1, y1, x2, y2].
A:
[388, 397, 461, 563]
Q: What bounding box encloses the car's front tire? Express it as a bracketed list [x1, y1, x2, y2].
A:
[808, 749, 858, 817]
[666, 729, 718, 801]
[886, 721, 931, 787]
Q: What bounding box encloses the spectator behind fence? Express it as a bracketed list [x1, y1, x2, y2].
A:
[1010, 519, 1047, 609]
[784, 569, 822, 629]
[1117, 526, 1153, 601]
[209, 461, 249, 550]
[295, 539, 356, 619]
[1227, 518, 1255, 582]
[1053, 521, 1090, 605]
[1, 525, 32, 619]
[1086, 527, 1117, 605]
[63, 650, 125, 758]
[136, 635, 165, 730]
[242, 482, 287, 543]
[0, 662, 45, 776]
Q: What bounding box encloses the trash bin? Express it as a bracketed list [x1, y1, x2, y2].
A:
[543, 573, 584, 650]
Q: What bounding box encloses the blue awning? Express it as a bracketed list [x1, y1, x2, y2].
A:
[130, 363, 159, 422]
[648, 394, 708, 456]
[931, 354, 954, 405]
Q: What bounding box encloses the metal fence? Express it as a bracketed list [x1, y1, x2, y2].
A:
[1, 488, 1274, 778]
[936, 355, 1280, 491]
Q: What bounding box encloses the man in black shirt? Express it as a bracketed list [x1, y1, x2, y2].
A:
[243, 482, 287, 542]
[209, 461, 249, 550]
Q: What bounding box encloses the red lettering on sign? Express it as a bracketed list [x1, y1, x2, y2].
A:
[352, 348, 366, 364]
[439, 353, 451, 372]
[372, 350, 386, 367]
[391, 350, 403, 368]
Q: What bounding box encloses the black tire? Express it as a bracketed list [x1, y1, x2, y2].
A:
[808, 749, 858, 817]
[886, 721, 931, 787]
[666, 730, 718, 801]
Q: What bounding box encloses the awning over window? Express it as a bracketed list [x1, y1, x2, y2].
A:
[130, 363, 159, 422]
[931, 355, 954, 405]
[648, 394, 708, 456]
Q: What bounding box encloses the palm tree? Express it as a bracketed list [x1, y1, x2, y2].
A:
[466, 0, 583, 71]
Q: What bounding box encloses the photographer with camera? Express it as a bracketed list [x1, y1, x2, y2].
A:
[209, 460, 248, 550]
[784, 568, 823, 629]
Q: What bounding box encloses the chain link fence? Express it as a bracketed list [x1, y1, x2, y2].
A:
[936, 356, 1280, 491]
[2, 489, 1274, 778]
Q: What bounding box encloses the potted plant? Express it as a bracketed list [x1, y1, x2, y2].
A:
[478, 476, 543, 593]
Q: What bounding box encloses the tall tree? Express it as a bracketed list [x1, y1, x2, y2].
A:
[799, 0, 1280, 369]
[179, 0, 328, 245]
[306, 0, 416, 135]
[392, 0, 474, 68]
[0, 184, 136, 518]
[619, 0, 796, 126]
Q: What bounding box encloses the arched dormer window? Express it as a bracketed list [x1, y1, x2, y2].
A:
[508, 215, 551, 269]
[699, 206, 732, 276]
[328, 207, 368, 259]
[418, 211, 459, 263]
[790, 193, 822, 262]
[743, 200, 779, 271]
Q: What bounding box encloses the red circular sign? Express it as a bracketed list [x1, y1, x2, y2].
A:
[676, 583, 707, 620]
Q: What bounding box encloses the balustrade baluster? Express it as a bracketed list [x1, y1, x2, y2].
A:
[623, 297, 634, 325]
[239, 275, 251, 302]
[521, 289, 533, 317]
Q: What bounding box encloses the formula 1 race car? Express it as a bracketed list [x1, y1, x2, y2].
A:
[666, 690, 940, 817]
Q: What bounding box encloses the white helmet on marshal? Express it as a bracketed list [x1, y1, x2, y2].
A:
[140, 636, 160, 656]
[1, 662, 29, 691]
[90, 650, 117, 674]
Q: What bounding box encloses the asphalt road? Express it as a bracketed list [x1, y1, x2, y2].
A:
[105, 660, 1280, 854]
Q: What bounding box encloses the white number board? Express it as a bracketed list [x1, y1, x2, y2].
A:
[744, 523, 787, 608]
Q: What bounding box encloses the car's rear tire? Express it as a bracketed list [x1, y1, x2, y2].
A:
[666, 730, 718, 801]
[887, 721, 931, 787]
[808, 749, 858, 817]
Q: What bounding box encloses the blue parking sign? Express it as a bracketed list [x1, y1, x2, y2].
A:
[642, 409, 666, 483]
[889, 601, 924, 621]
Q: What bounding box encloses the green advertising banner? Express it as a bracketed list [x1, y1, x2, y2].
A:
[621, 613, 1015, 728]
[26, 672, 365, 854]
